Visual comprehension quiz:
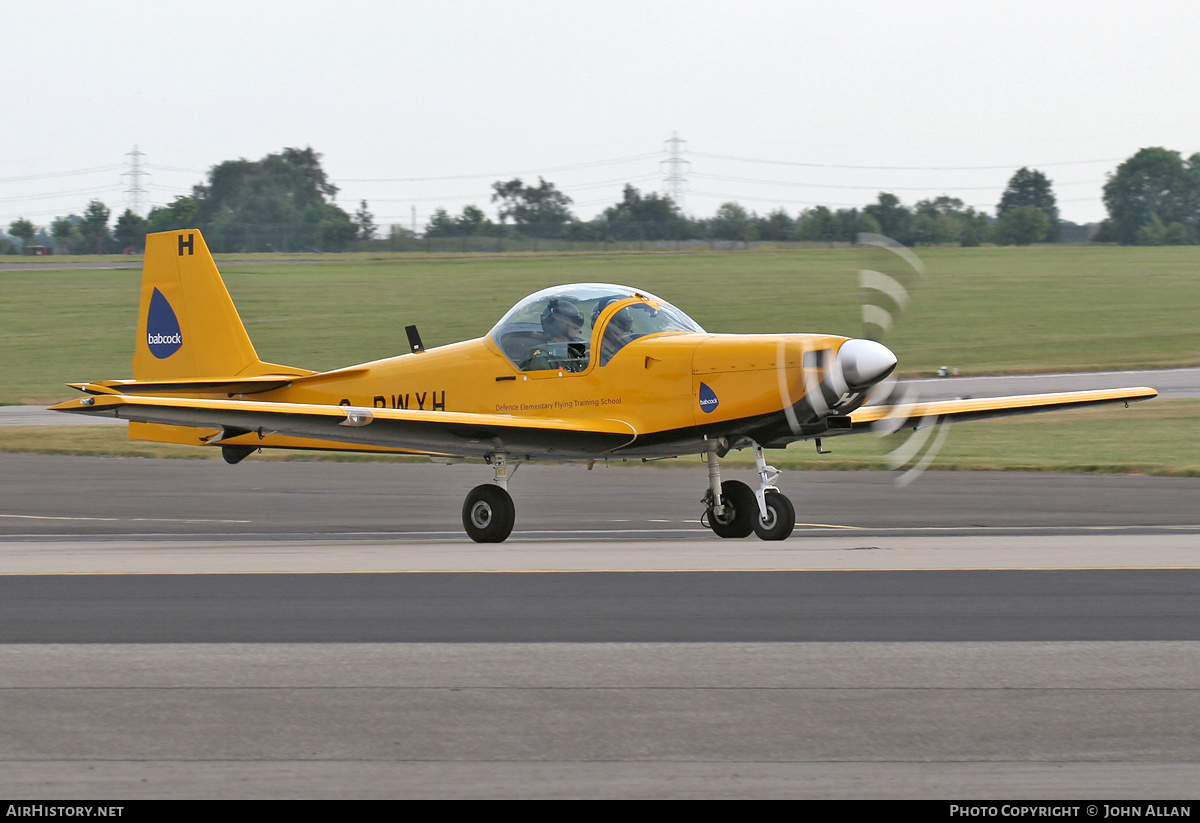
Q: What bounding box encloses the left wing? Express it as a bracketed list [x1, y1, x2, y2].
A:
[50, 394, 638, 459]
[848, 386, 1158, 432]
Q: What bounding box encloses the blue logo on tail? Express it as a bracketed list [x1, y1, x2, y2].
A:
[698, 382, 719, 413]
[146, 288, 183, 359]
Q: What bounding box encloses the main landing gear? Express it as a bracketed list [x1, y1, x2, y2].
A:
[461, 443, 795, 544]
[462, 452, 516, 543]
[700, 440, 796, 541]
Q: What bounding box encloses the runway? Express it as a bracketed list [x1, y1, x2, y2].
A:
[5, 569, 1200, 642]
[904, 366, 1200, 401]
[2, 453, 1199, 798]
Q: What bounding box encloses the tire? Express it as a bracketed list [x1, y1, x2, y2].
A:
[753, 490, 795, 541]
[462, 484, 516, 543]
[708, 480, 755, 538]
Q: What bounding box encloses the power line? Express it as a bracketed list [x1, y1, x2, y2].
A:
[688, 189, 866, 209]
[0, 165, 123, 184]
[565, 172, 660, 193]
[689, 151, 1122, 171]
[0, 185, 123, 204]
[364, 173, 660, 205]
[143, 163, 206, 174]
[3, 141, 1123, 228]
[341, 152, 660, 183]
[690, 171, 1105, 192]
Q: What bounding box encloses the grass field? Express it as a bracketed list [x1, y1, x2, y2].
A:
[2, 244, 1196, 472]
[4, 244, 1198, 405]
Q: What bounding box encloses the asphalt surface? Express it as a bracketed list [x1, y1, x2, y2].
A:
[4, 641, 1199, 800]
[3, 454, 1198, 540]
[2, 453, 1199, 799]
[4, 569, 1200, 643]
[902, 366, 1199, 401]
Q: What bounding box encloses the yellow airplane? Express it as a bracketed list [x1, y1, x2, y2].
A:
[52, 229, 1157, 542]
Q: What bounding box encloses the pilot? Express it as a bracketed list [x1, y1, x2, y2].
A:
[520, 298, 586, 371]
[591, 298, 635, 365]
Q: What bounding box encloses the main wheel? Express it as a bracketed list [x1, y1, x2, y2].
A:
[708, 480, 755, 538]
[462, 484, 516, 543]
[753, 490, 795, 541]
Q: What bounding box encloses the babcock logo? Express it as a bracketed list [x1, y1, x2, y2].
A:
[146, 288, 183, 359]
[698, 382, 719, 413]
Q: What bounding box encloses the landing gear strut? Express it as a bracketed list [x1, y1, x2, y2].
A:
[701, 440, 795, 541]
[750, 443, 795, 540]
[462, 452, 516, 543]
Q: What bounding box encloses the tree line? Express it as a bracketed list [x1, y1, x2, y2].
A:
[420, 169, 1061, 247]
[5, 146, 1200, 254]
[4, 148, 365, 255]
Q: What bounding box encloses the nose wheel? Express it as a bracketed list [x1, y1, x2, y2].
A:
[752, 490, 795, 540]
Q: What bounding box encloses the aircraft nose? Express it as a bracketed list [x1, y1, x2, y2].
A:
[838, 338, 897, 388]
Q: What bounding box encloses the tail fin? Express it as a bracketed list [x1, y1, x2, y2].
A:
[133, 230, 298, 380]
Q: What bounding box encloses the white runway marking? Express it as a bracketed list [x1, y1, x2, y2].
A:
[0, 513, 251, 523]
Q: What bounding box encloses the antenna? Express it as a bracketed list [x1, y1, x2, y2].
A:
[660, 131, 690, 212]
[122, 145, 148, 216]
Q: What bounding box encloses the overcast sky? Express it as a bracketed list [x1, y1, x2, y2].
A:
[3, 0, 1198, 231]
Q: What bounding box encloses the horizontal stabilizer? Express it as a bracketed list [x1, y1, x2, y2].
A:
[71, 375, 309, 396]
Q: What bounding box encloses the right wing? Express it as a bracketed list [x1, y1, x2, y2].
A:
[848, 386, 1158, 432]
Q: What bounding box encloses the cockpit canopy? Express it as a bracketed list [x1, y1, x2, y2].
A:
[490, 283, 705, 372]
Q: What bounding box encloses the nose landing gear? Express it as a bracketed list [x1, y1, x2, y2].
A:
[752, 489, 795, 540]
[701, 440, 796, 541]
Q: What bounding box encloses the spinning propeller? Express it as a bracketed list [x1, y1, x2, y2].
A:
[856, 232, 950, 486]
[773, 232, 949, 486]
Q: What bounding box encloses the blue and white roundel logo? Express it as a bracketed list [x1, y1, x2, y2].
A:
[146, 287, 183, 359]
[698, 382, 719, 413]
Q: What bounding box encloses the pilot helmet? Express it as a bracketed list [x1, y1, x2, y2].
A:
[591, 297, 634, 334]
[541, 298, 585, 339]
[609, 307, 633, 334]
